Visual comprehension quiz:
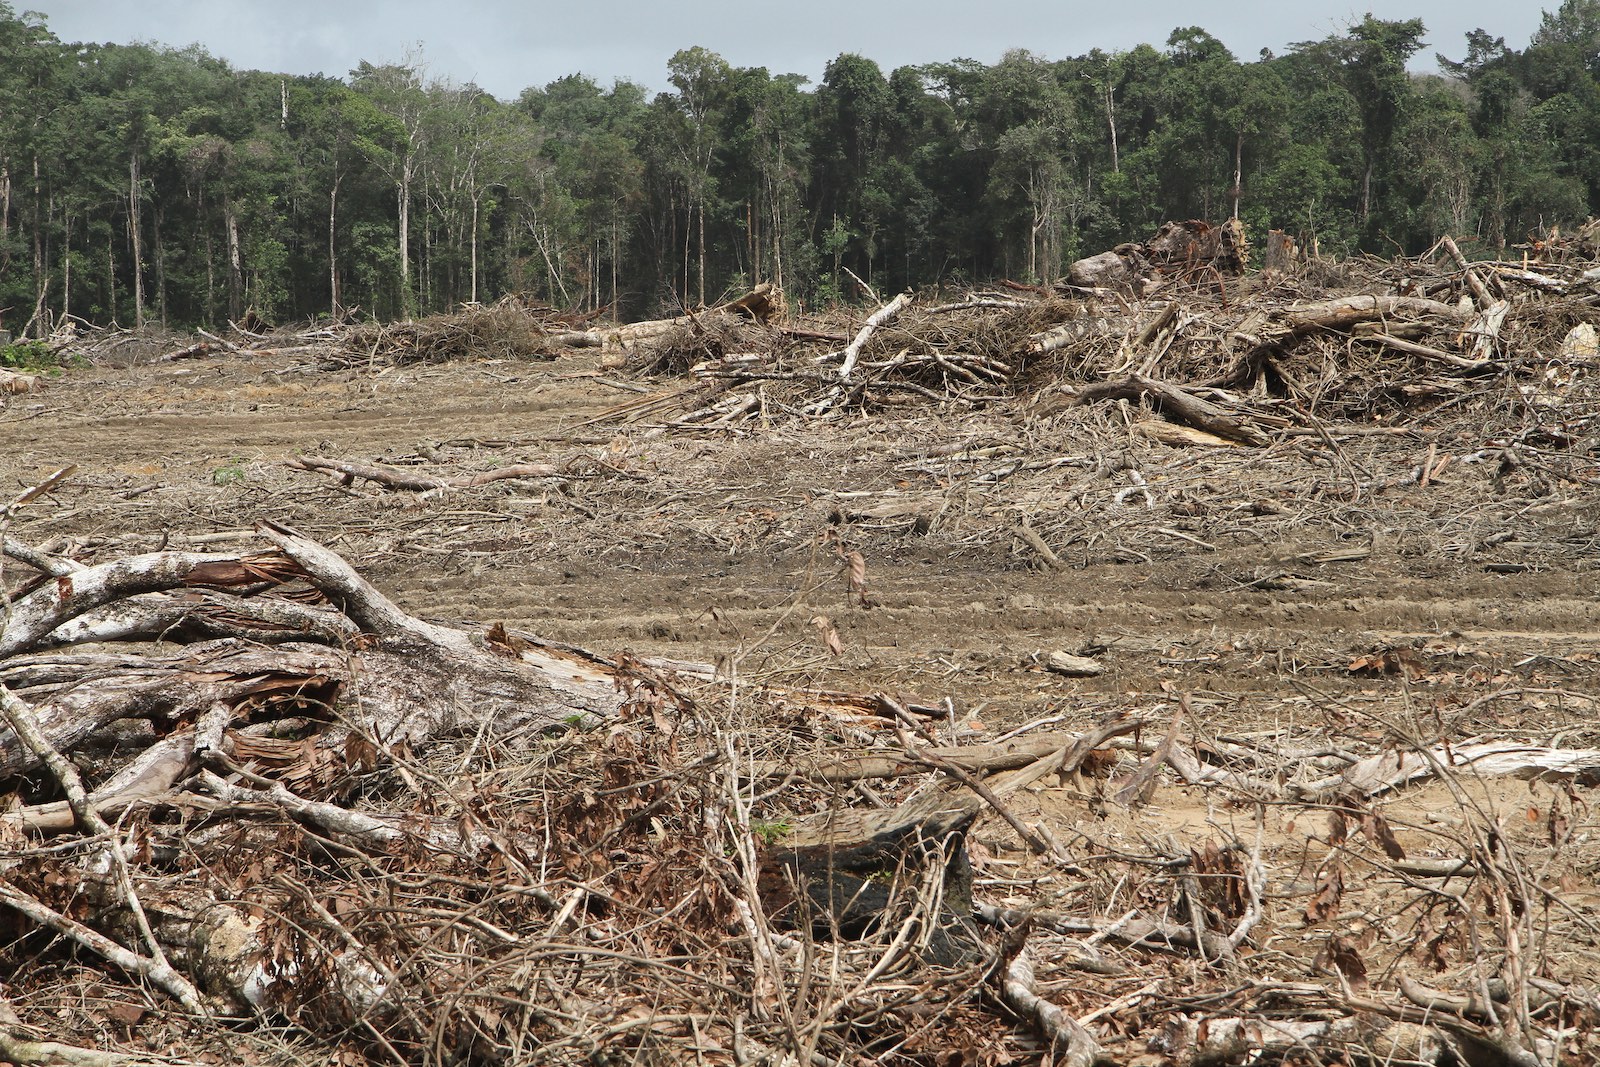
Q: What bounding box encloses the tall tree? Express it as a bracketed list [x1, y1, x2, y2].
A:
[1295, 16, 1427, 228]
[351, 57, 427, 315]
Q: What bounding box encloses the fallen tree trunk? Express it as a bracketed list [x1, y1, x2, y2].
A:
[0, 522, 630, 785]
[607, 283, 786, 344]
[1075, 373, 1268, 445]
[0, 521, 674, 1024]
[1277, 294, 1470, 332]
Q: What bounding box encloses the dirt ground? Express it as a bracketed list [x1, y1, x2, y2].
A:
[11, 344, 1600, 725]
[4, 332, 1600, 1061]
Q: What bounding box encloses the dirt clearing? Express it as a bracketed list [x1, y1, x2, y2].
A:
[3, 253, 1599, 1065]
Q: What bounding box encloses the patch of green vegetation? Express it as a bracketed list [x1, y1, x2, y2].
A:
[750, 819, 792, 846]
[211, 458, 248, 486]
[0, 340, 64, 373]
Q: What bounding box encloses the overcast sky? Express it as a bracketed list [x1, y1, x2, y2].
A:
[26, 1, 1551, 100]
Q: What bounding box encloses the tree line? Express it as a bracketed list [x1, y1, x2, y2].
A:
[1, 1, 1597, 333]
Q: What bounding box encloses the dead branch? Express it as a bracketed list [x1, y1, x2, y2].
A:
[1278, 294, 1470, 331]
[837, 291, 914, 381]
[1001, 948, 1110, 1066]
[1076, 373, 1268, 445]
[287, 454, 564, 491]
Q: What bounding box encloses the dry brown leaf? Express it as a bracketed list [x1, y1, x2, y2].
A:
[1347, 646, 1425, 680]
[811, 614, 844, 657]
[843, 549, 872, 607]
[1361, 810, 1406, 860]
[1315, 934, 1369, 988]
[1305, 863, 1344, 924]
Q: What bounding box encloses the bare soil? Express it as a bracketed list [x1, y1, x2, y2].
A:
[12, 346, 1599, 728]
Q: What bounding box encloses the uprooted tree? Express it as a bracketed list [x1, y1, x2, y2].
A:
[1, 511, 1124, 1064]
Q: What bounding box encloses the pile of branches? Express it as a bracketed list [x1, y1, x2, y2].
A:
[328, 297, 585, 367]
[31, 297, 612, 372]
[0, 492, 1101, 1065]
[618, 226, 1600, 440]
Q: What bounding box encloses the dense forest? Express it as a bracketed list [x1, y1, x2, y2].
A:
[1, 1, 1598, 332]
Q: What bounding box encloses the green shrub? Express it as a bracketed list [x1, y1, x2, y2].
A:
[0, 340, 58, 372]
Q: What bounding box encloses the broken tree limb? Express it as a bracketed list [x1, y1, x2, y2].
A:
[606, 283, 787, 345]
[748, 716, 1141, 785]
[1014, 520, 1067, 570]
[1462, 300, 1510, 361]
[0, 868, 208, 1016]
[1150, 1012, 1447, 1066]
[1307, 741, 1600, 799]
[1439, 235, 1505, 307]
[287, 455, 563, 492]
[837, 291, 914, 381]
[1, 535, 83, 577]
[1001, 948, 1110, 1067]
[1366, 332, 1497, 371]
[0, 548, 290, 658]
[40, 589, 360, 648]
[6, 731, 193, 834]
[1075, 373, 1268, 445]
[0, 1031, 201, 1067]
[0, 523, 639, 781]
[0, 681, 206, 1014]
[1278, 294, 1470, 332]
